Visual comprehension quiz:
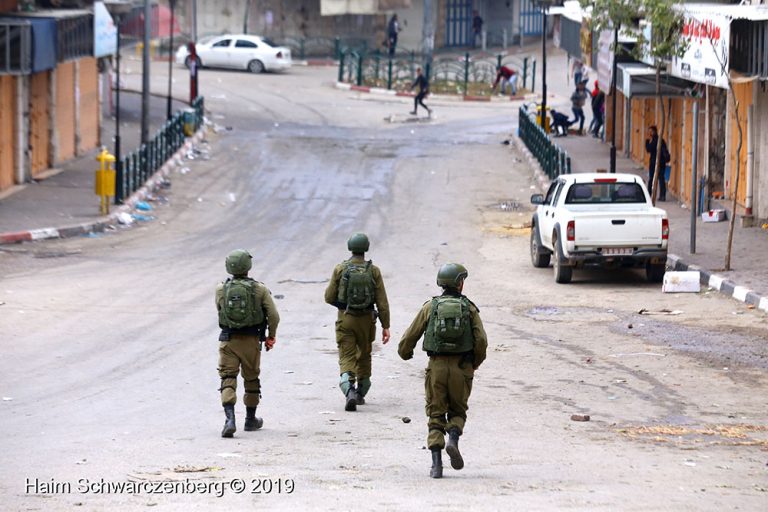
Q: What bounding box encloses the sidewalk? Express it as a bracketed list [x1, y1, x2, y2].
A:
[0, 90, 188, 237]
[526, 46, 768, 308]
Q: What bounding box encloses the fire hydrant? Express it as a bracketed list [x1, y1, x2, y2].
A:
[95, 148, 116, 215]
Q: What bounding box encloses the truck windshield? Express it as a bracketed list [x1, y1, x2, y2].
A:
[565, 182, 646, 204]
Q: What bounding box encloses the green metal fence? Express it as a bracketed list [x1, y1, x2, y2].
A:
[338, 50, 535, 95]
[518, 104, 571, 179]
[116, 96, 204, 203]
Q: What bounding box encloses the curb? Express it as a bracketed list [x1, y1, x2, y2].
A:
[511, 132, 766, 314]
[0, 128, 207, 246]
[667, 254, 768, 312]
[334, 81, 530, 103]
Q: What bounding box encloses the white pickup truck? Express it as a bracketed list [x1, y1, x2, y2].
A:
[529, 173, 669, 284]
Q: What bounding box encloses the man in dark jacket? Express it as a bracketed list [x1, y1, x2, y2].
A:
[410, 67, 431, 116]
[645, 126, 670, 201]
[591, 81, 605, 137]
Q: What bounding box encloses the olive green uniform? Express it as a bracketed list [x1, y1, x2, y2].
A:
[398, 292, 487, 449]
[216, 282, 280, 408]
[324, 255, 390, 391]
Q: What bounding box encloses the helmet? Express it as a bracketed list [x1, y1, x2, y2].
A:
[436, 263, 468, 288]
[225, 249, 252, 276]
[347, 232, 370, 253]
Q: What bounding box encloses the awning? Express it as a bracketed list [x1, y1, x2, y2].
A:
[617, 63, 692, 97]
[678, 3, 768, 21]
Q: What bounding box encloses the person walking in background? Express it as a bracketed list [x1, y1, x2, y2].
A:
[645, 126, 670, 202]
[570, 80, 588, 135]
[472, 10, 483, 48]
[591, 80, 605, 138]
[572, 59, 584, 87]
[410, 66, 432, 117]
[491, 65, 518, 96]
[387, 14, 401, 57]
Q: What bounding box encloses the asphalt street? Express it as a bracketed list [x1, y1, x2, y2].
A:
[0, 64, 766, 511]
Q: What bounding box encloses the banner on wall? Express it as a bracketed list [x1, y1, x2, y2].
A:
[671, 13, 730, 89]
[93, 2, 117, 58]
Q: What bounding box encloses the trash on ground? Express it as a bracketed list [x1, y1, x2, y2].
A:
[638, 308, 683, 315]
[216, 453, 242, 458]
[570, 414, 590, 422]
[319, 411, 335, 415]
[662, 271, 701, 293]
[2, 397, 12, 401]
[173, 466, 220, 473]
[131, 214, 155, 222]
[135, 201, 153, 211]
[83, 233, 102, 239]
[284, 370, 294, 374]
[0, 301, 6, 306]
[273, 294, 285, 299]
[179, 167, 191, 174]
[227, 192, 236, 203]
[402, 417, 411, 423]
[75, 459, 87, 465]
[702, 209, 727, 222]
[609, 352, 666, 358]
[116, 212, 134, 225]
[300, 381, 313, 385]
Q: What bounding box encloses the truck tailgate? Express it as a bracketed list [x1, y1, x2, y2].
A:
[572, 211, 663, 246]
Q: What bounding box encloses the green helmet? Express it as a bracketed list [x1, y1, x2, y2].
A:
[436, 263, 468, 289]
[347, 232, 370, 253]
[225, 249, 252, 276]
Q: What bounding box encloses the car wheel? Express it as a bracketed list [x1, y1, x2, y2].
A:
[530, 224, 551, 268]
[553, 233, 572, 284]
[185, 56, 201, 69]
[646, 262, 666, 283]
[248, 59, 265, 74]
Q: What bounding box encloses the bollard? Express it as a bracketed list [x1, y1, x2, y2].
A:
[503, 28, 507, 49]
[374, 50, 381, 81]
[464, 52, 470, 96]
[531, 59, 536, 94]
[300, 39, 306, 60]
[334, 37, 341, 60]
[425, 61, 432, 84]
[387, 58, 393, 90]
[497, 54, 502, 69]
[566, 156, 572, 174]
[523, 57, 528, 89]
[338, 51, 345, 82]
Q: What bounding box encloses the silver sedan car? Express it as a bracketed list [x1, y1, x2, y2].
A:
[176, 34, 292, 73]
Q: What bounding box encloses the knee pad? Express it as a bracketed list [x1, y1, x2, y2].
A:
[357, 377, 371, 397]
[339, 372, 355, 394]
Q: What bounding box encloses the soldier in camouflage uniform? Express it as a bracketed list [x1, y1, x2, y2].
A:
[324, 233, 391, 411]
[398, 263, 487, 478]
[216, 249, 280, 438]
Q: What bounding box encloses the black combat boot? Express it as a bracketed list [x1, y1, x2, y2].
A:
[445, 428, 464, 470]
[221, 404, 236, 438]
[244, 406, 263, 431]
[345, 387, 357, 412]
[430, 449, 443, 479]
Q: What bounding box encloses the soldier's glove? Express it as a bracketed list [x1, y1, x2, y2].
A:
[265, 337, 276, 351]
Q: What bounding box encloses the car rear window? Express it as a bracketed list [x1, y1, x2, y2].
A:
[565, 182, 646, 204]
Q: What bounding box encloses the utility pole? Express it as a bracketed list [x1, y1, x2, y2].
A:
[192, 0, 197, 42]
[609, 25, 618, 173]
[422, 0, 434, 79]
[540, 2, 547, 130]
[244, 0, 251, 34]
[167, 0, 175, 121]
[141, 0, 151, 143]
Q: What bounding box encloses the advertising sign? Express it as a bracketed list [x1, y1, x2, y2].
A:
[671, 13, 730, 89]
[93, 2, 117, 58]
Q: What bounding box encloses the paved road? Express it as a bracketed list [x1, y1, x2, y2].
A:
[0, 65, 766, 511]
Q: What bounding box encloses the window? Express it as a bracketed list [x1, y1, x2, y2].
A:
[544, 181, 561, 205]
[212, 39, 231, 48]
[565, 182, 647, 204]
[235, 40, 258, 48]
[0, 21, 31, 74]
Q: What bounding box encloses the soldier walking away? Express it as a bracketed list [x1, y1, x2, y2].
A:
[216, 250, 280, 438]
[398, 263, 488, 479]
[324, 233, 391, 411]
[410, 67, 432, 117]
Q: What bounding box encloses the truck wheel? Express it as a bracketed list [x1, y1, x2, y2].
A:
[553, 234, 572, 284]
[530, 225, 551, 268]
[646, 262, 666, 283]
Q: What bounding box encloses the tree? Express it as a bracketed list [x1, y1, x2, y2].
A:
[636, 0, 688, 206]
[580, 0, 688, 205]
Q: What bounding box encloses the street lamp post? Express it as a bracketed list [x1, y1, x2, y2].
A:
[166, 0, 175, 120]
[105, 1, 134, 205]
[540, 2, 548, 130]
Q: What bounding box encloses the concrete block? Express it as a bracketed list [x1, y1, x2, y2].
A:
[702, 209, 726, 222]
[662, 271, 701, 293]
[732, 286, 750, 302]
[759, 297, 768, 313]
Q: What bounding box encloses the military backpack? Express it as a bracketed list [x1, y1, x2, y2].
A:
[219, 278, 265, 329]
[337, 260, 375, 311]
[423, 296, 475, 354]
